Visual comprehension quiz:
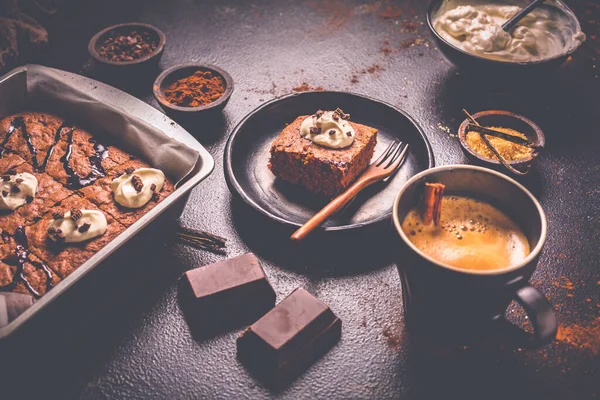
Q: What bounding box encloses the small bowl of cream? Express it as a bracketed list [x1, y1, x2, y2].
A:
[427, 0, 585, 72]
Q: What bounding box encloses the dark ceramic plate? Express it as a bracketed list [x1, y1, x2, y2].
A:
[224, 91, 434, 231]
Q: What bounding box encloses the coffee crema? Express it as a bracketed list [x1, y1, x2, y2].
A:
[402, 196, 530, 271]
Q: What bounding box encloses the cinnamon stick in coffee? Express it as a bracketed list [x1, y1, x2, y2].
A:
[422, 182, 445, 226]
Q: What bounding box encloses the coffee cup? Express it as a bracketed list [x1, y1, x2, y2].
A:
[392, 165, 557, 346]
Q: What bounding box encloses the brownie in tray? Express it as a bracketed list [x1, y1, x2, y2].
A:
[0, 111, 174, 300]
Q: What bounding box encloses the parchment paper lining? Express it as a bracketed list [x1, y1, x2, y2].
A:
[24, 65, 199, 186]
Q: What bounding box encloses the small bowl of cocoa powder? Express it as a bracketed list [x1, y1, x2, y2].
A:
[153, 63, 234, 115]
[89, 22, 165, 68]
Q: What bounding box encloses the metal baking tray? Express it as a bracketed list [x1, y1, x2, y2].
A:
[0, 65, 214, 339]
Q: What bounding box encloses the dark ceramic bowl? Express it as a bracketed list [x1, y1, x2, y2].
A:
[88, 23, 166, 68]
[427, 0, 585, 74]
[458, 110, 545, 169]
[153, 63, 234, 115]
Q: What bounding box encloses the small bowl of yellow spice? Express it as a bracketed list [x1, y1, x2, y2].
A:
[458, 110, 544, 172]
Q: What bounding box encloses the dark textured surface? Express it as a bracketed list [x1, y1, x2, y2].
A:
[1, 0, 599, 399]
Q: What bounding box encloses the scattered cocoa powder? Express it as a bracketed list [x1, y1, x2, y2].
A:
[401, 21, 418, 33]
[364, 64, 384, 74]
[382, 327, 402, 347]
[292, 82, 325, 92]
[380, 4, 403, 18]
[556, 317, 600, 356]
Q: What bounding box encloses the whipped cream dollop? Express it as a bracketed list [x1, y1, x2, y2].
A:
[0, 172, 38, 211]
[111, 168, 165, 209]
[434, 4, 585, 62]
[299, 109, 355, 149]
[48, 209, 107, 243]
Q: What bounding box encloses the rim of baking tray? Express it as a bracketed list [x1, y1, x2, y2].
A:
[223, 90, 435, 232]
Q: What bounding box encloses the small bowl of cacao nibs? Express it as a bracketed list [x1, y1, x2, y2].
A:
[88, 22, 165, 68]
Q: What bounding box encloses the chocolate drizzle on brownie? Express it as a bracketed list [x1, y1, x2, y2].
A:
[16, 118, 40, 169]
[61, 128, 108, 189]
[0, 227, 54, 298]
[39, 121, 71, 171]
[0, 118, 40, 168]
[0, 117, 23, 157]
[0, 118, 73, 172]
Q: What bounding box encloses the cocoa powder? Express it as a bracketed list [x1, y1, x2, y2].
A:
[164, 71, 226, 107]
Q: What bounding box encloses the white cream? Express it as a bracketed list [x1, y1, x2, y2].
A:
[48, 210, 107, 243]
[111, 168, 165, 209]
[299, 109, 355, 149]
[434, 4, 585, 62]
[0, 172, 38, 211]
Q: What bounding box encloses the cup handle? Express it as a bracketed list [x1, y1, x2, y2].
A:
[511, 285, 558, 346]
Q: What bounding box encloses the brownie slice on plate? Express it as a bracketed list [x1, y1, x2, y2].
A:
[269, 116, 378, 197]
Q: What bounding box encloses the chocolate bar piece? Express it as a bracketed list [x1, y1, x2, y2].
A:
[180, 253, 276, 321]
[237, 287, 341, 380]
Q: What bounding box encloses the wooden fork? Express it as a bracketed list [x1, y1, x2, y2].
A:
[290, 141, 409, 241]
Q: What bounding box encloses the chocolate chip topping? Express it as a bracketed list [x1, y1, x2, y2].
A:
[78, 223, 91, 233]
[11, 185, 20, 193]
[70, 208, 82, 221]
[1, 190, 7, 197]
[131, 175, 144, 192]
[315, 110, 324, 119]
[150, 183, 157, 192]
[15, 178, 23, 183]
[55, 228, 64, 237]
[52, 211, 64, 220]
[152, 192, 160, 201]
[26, 195, 34, 203]
[47, 227, 56, 235]
[329, 129, 336, 136]
[125, 167, 135, 175]
[1, 175, 10, 182]
[309, 127, 322, 135]
[334, 108, 350, 120]
[346, 131, 352, 136]
[332, 112, 340, 121]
